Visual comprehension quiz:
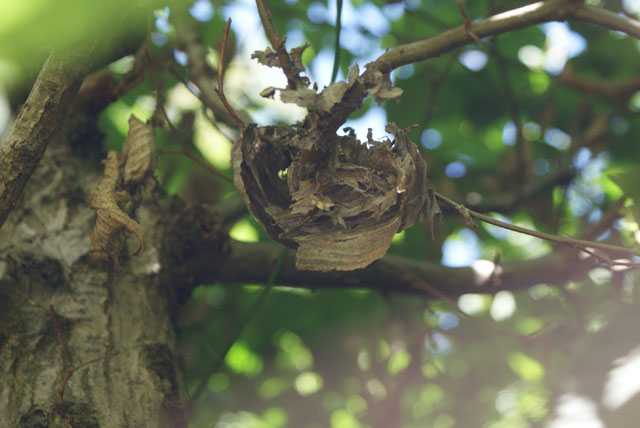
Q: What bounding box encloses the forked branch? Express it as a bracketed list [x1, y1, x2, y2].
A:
[369, 0, 640, 74]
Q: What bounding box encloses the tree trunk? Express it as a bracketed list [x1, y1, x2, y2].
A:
[0, 112, 226, 427]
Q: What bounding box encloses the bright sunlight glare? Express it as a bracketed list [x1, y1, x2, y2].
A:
[602, 346, 640, 410]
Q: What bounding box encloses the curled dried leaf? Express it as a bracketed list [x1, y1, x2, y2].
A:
[88, 151, 146, 269]
[289, 43, 310, 75]
[122, 115, 156, 185]
[251, 47, 280, 68]
[317, 81, 349, 113]
[368, 69, 403, 104]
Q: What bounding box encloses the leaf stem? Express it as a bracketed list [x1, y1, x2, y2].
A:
[434, 191, 640, 257]
[187, 246, 289, 410]
[215, 18, 245, 129]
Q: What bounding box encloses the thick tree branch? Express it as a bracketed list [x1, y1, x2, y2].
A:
[557, 66, 640, 105]
[572, 3, 640, 38]
[215, 240, 595, 297]
[368, 0, 640, 74]
[0, 48, 90, 230]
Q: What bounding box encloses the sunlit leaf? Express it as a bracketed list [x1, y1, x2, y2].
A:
[508, 352, 545, 382]
[225, 341, 263, 377]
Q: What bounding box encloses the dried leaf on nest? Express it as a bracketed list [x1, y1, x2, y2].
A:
[252, 44, 310, 75]
[260, 87, 277, 99]
[88, 114, 155, 269]
[317, 81, 349, 112]
[289, 43, 310, 75]
[279, 87, 318, 109]
[250, 47, 280, 68]
[368, 69, 404, 104]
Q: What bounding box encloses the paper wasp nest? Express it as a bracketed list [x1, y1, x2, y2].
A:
[232, 46, 434, 271]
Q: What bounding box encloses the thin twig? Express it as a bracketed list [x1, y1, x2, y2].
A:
[158, 106, 233, 183]
[557, 66, 640, 106]
[577, 246, 640, 268]
[407, 272, 549, 341]
[572, 3, 640, 38]
[331, 0, 344, 83]
[144, 42, 234, 183]
[215, 19, 245, 129]
[169, 65, 228, 129]
[490, 38, 531, 183]
[435, 191, 640, 256]
[423, 51, 459, 128]
[254, 0, 298, 87]
[58, 352, 119, 409]
[455, 0, 481, 41]
[187, 246, 289, 409]
[580, 197, 625, 240]
[175, 18, 246, 129]
[370, 0, 640, 74]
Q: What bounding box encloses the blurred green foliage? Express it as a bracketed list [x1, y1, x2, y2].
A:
[3, 0, 640, 426]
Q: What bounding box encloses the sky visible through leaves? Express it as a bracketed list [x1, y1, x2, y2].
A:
[3, 0, 640, 427]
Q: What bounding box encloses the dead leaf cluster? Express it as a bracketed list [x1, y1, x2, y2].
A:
[88, 115, 156, 269]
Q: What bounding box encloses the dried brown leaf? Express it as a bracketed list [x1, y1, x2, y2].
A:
[251, 47, 280, 68]
[348, 63, 360, 84]
[122, 115, 155, 185]
[260, 87, 278, 99]
[369, 70, 404, 104]
[279, 87, 318, 108]
[425, 189, 442, 239]
[317, 81, 349, 112]
[290, 43, 310, 75]
[88, 151, 145, 268]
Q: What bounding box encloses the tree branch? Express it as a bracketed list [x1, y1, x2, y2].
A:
[572, 3, 640, 38]
[368, 0, 640, 74]
[0, 47, 91, 230]
[214, 240, 596, 298]
[557, 66, 640, 106]
[174, 18, 249, 129]
[254, 0, 301, 88]
[463, 162, 575, 213]
[435, 192, 640, 257]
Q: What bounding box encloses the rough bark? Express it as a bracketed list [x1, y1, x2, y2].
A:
[0, 48, 90, 229]
[0, 108, 228, 427]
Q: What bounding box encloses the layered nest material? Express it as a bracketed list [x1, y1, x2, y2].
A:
[232, 45, 438, 271]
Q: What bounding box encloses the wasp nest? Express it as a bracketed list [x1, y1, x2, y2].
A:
[232, 46, 436, 271]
